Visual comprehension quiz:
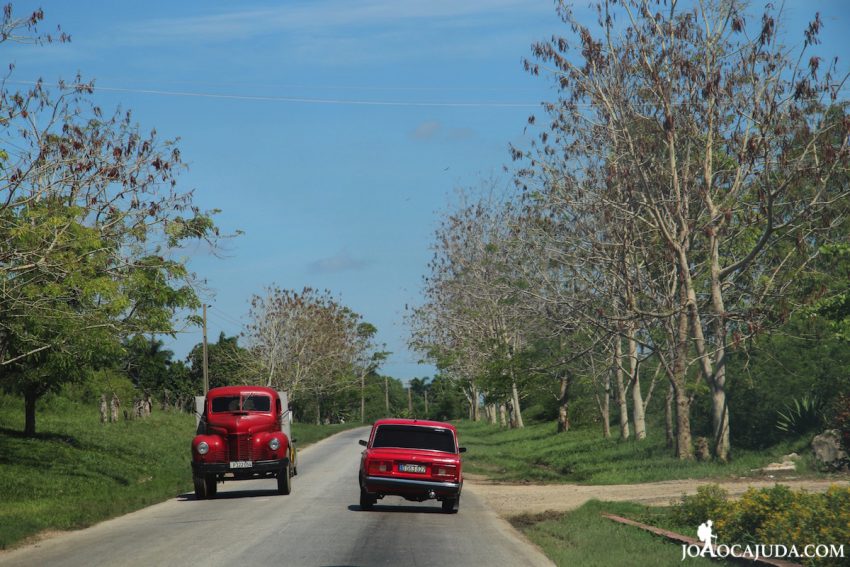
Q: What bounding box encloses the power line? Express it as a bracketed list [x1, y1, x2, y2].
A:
[7, 80, 541, 108]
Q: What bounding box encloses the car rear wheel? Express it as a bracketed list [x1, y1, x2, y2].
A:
[441, 494, 459, 514]
[193, 475, 208, 500]
[359, 487, 374, 511]
[277, 462, 292, 495]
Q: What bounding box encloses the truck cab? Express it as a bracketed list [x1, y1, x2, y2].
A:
[191, 386, 295, 499]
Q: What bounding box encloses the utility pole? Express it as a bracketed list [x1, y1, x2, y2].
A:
[384, 376, 389, 415]
[360, 370, 365, 424]
[202, 304, 209, 395]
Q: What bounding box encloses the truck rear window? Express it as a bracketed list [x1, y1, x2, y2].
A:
[372, 425, 456, 453]
[211, 395, 271, 413]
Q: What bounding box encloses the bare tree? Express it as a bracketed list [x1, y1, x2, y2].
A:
[519, 0, 850, 460]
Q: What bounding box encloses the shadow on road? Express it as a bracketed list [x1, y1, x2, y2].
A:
[347, 504, 446, 514]
[177, 489, 282, 501]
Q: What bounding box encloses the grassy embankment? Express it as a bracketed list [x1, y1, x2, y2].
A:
[455, 420, 841, 566]
[0, 393, 359, 550]
[455, 419, 821, 484]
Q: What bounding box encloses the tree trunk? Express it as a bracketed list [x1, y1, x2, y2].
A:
[24, 386, 38, 437]
[614, 338, 630, 440]
[711, 374, 730, 461]
[315, 393, 321, 425]
[472, 382, 480, 422]
[510, 381, 524, 429]
[488, 403, 498, 424]
[665, 383, 674, 449]
[673, 383, 693, 460]
[628, 330, 646, 440]
[557, 372, 571, 433]
[600, 370, 611, 438]
[499, 403, 507, 428]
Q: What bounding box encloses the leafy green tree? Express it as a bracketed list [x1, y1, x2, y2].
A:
[186, 333, 251, 390]
[0, 7, 226, 435]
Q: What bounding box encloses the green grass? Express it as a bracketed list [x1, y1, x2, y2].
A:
[0, 394, 360, 550]
[456, 420, 822, 484]
[512, 500, 718, 566]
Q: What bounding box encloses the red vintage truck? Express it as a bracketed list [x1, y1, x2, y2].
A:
[191, 386, 295, 499]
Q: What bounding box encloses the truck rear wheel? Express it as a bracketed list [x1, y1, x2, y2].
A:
[193, 475, 208, 500]
[205, 475, 217, 497]
[277, 463, 292, 495]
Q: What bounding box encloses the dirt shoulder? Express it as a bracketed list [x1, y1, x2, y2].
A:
[464, 474, 850, 517]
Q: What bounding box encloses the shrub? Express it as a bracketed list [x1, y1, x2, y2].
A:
[672, 484, 850, 566]
[715, 485, 796, 544]
[776, 394, 826, 437]
[755, 486, 850, 567]
[671, 484, 729, 527]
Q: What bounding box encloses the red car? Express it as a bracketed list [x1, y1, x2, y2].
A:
[358, 418, 465, 513]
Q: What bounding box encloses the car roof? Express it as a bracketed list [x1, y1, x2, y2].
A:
[372, 418, 457, 433]
[207, 386, 278, 398]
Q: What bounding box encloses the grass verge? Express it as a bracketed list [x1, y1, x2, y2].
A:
[0, 394, 359, 550]
[511, 500, 717, 566]
[455, 420, 824, 484]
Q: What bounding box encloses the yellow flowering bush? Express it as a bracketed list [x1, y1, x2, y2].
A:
[674, 484, 850, 566]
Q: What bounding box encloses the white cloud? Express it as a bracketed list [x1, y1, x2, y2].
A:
[307, 250, 371, 274]
[122, 0, 549, 43]
[410, 120, 441, 140]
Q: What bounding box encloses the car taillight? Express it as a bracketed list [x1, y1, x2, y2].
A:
[368, 460, 393, 475]
[432, 464, 457, 479]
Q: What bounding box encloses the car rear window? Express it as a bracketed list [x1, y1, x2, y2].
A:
[211, 395, 271, 413]
[372, 425, 456, 453]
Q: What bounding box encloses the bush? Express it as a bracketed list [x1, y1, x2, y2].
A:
[673, 484, 850, 566]
[671, 484, 729, 527]
[776, 394, 826, 436]
[715, 485, 797, 544]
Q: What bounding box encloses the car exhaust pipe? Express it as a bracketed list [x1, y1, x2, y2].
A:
[428, 491, 436, 500]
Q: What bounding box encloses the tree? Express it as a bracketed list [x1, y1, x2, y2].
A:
[243, 286, 370, 423]
[0, 7, 225, 435]
[186, 332, 251, 390]
[410, 188, 544, 428]
[519, 0, 850, 460]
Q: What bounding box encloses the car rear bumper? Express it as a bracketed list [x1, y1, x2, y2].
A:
[363, 475, 461, 496]
[192, 458, 289, 476]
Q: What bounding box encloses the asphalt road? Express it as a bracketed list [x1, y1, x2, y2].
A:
[0, 426, 553, 567]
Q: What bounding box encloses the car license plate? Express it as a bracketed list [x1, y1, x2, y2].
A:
[399, 463, 426, 474]
[229, 461, 252, 469]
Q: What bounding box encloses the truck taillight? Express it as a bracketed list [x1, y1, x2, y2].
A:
[432, 464, 457, 479]
[368, 460, 393, 475]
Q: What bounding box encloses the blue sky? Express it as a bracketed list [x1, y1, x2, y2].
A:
[6, 1, 850, 381]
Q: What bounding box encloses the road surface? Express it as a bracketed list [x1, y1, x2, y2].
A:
[0, 426, 552, 567]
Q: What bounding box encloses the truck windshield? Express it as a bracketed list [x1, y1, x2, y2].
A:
[372, 425, 456, 453]
[211, 395, 271, 413]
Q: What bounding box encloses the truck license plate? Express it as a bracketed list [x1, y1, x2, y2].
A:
[230, 461, 252, 469]
[399, 463, 426, 473]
